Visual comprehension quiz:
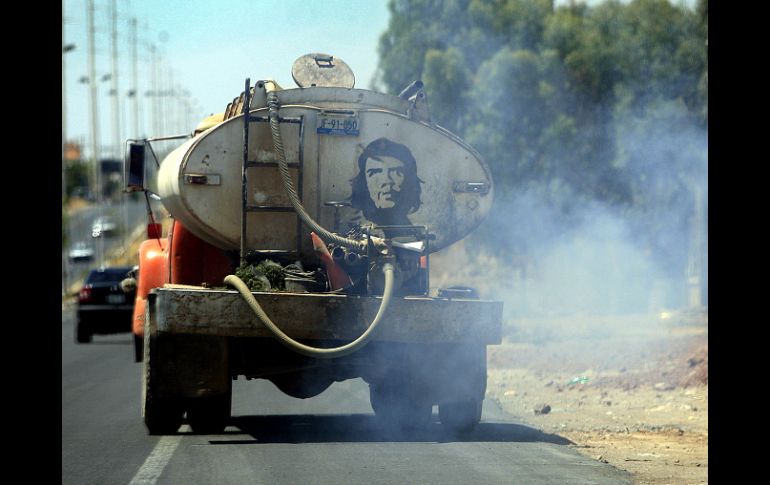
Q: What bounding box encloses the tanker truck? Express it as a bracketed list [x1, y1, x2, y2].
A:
[125, 54, 502, 435]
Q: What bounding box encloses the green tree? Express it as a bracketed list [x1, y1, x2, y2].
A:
[696, 0, 707, 125]
[375, 0, 707, 282]
[422, 47, 471, 133]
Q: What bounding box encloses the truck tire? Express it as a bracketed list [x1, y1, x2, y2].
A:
[142, 333, 184, 435]
[430, 343, 486, 431]
[186, 391, 231, 434]
[144, 395, 184, 436]
[76, 320, 91, 344]
[439, 399, 482, 431]
[369, 374, 433, 430]
[133, 334, 143, 363]
[271, 373, 334, 399]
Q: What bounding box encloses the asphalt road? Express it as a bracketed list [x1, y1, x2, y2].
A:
[63, 196, 146, 293]
[62, 308, 632, 485]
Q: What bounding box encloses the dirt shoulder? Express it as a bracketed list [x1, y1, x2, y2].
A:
[485, 313, 708, 484]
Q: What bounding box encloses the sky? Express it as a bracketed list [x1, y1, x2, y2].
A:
[63, 0, 391, 160]
[62, 0, 697, 161]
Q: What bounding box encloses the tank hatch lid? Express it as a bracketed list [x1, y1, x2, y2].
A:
[291, 53, 355, 88]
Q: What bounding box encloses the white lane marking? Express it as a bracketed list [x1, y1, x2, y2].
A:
[128, 427, 187, 485]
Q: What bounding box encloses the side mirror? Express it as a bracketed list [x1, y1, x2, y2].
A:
[125, 142, 146, 192]
[120, 277, 137, 294]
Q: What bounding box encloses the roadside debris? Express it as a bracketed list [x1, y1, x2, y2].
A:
[566, 376, 589, 386]
[653, 382, 675, 391]
[534, 403, 551, 415]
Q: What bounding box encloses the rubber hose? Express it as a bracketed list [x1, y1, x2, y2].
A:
[266, 90, 367, 253]
[224, 263, 395, 359]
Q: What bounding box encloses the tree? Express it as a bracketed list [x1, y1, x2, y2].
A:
[375, 0, 707, 285]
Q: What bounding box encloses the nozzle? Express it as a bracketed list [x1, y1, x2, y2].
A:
[345, 251, 361, 266]
[331, 246, 346, 263]
[310, 232, 352, 290]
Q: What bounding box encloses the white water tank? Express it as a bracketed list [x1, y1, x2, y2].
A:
[158, 64, 493, 258]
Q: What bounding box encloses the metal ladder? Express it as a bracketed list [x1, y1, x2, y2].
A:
[239, 78, 306, 265]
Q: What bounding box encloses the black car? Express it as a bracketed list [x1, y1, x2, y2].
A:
[76, 266, 136, 343]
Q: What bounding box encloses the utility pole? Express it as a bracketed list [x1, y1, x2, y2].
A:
[131, 17, 140, 138]
[158, 55, 167, 136]
[62, 0, 67, 204]
[183, 94, 191, 132]
[108, 0, 129, 257]
[169, 68, 175, 133]
[87, 0, 100, 201]
[62, 0, 67, 296]
[87, 0, 104, 267]
[110, 0, 120, 159]
[150, 44, 159, 137]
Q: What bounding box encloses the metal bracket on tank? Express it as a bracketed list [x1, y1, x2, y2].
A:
[398, 80, 431, 123]
[184, 173, 221, 185]
[453, 181, 490, 194]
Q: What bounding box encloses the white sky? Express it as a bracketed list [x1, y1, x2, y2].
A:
[63, 0, 391, 158]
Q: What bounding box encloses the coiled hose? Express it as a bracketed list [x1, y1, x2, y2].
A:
[224, 263, 395, 358]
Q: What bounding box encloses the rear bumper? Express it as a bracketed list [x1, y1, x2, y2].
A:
[78, 304, 134, 312]
[148, 287, 503, 344]
[77, 306, 134, 333]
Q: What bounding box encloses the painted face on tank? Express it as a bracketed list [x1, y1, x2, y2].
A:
[347, 137, 423, 229]
[364, 156, 406, 210]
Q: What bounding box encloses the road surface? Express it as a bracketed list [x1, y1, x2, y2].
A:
[62, 307, 632, 485]
[63, 196, 146, 293]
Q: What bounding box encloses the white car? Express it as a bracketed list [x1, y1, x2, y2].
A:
[91, 216, 117, 238]
[68, 242, 95, 262]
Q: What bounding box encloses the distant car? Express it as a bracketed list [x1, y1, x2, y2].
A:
[91, 216, 118, 238]
[76, 266, 136, 343]
[68, 242, 95, 262]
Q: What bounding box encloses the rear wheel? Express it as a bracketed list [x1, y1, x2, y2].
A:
[439, 399, 482, 431]
[133, 334, 143, 363]
[143, 333, 184, 435]
[76, 320, 91, 343]
[144, 395, 184, 435]
[271, 373, 333, 399]
[432, 343, 487, 432]
[369, 374, 433, 430]
[186, 392, 232, 434]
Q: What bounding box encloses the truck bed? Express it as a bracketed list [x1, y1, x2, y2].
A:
[148, 287, 503, 344]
